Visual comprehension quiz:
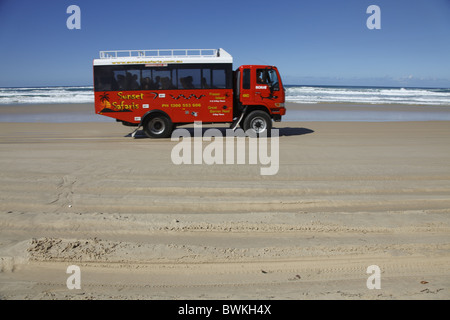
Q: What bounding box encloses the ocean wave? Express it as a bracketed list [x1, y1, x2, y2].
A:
[285, 86, 450, 105]
[0, 86, 94, 104]
[0, 85, 449, 106]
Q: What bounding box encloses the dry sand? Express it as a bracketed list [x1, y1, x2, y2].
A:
[0, 103, 449, 300]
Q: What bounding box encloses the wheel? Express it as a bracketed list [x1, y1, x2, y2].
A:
[143, 114, 173, 138]
[243, 110, 272, 136]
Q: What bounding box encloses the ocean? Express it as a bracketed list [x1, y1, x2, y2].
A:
[0, 85, 449, 122]
[0, 86, 94, 105]
[284, 85, 450, 106]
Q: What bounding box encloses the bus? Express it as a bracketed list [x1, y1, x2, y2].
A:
[93, 48, 286, 138]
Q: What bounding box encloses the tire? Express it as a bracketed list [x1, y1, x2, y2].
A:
[243, 110, 272, 136]
[143, 114, 173, 138]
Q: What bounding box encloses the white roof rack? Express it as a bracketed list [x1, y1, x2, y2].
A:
[94, 48, 232, 65]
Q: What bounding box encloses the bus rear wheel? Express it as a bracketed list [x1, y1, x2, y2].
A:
[243, 110, 272, 136]
[143, 114, 173, 138]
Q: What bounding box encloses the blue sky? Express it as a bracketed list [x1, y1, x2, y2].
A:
[0, 0, 449, 87]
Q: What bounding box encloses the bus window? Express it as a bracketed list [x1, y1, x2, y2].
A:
[94, 63, 232, 91]
[242, 69, 250, 90]
[114, 69, 127, 90]
[256, 69, 267, 84]
[256, 68, 279, 90]
[127, 69, 141, 90]
[212, 68, 226, 89]
[267, 69, 279, 91]
[153, 68, 175, 90]
[201, 68, 211, 88]
[141, 68, 154, 89]
[94, 67, 113, 91]
[178, 68, 201, 89]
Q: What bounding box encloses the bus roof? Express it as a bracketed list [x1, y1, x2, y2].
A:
[93, 48, 233, 66]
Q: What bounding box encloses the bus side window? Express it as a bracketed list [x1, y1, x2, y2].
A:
[212, 68, 226, 89]
[256, 69, 267, 84]
[242, 69, 250, 90]
[114, 70, 127, 90]
[95, 63, 232, 92]
[126, 70, 141, 90]
[153, 68, 174, 89]
[178, 68, 201, 89]
[94, 67, 113, 91]
[141, 69, 155, 89]
[202, 68, 211, 88]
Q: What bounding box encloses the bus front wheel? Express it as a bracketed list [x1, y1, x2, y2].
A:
[143, 114, 173, 138]
[243, 110, 272, 136]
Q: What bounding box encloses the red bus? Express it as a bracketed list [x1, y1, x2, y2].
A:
[93, 48, 286, 138]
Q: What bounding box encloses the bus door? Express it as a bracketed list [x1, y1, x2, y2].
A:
[239, 67, 282, 106]
[255, 67, 281, 103]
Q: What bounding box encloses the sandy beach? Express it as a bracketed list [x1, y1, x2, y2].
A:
[0, 102, 449, 300]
